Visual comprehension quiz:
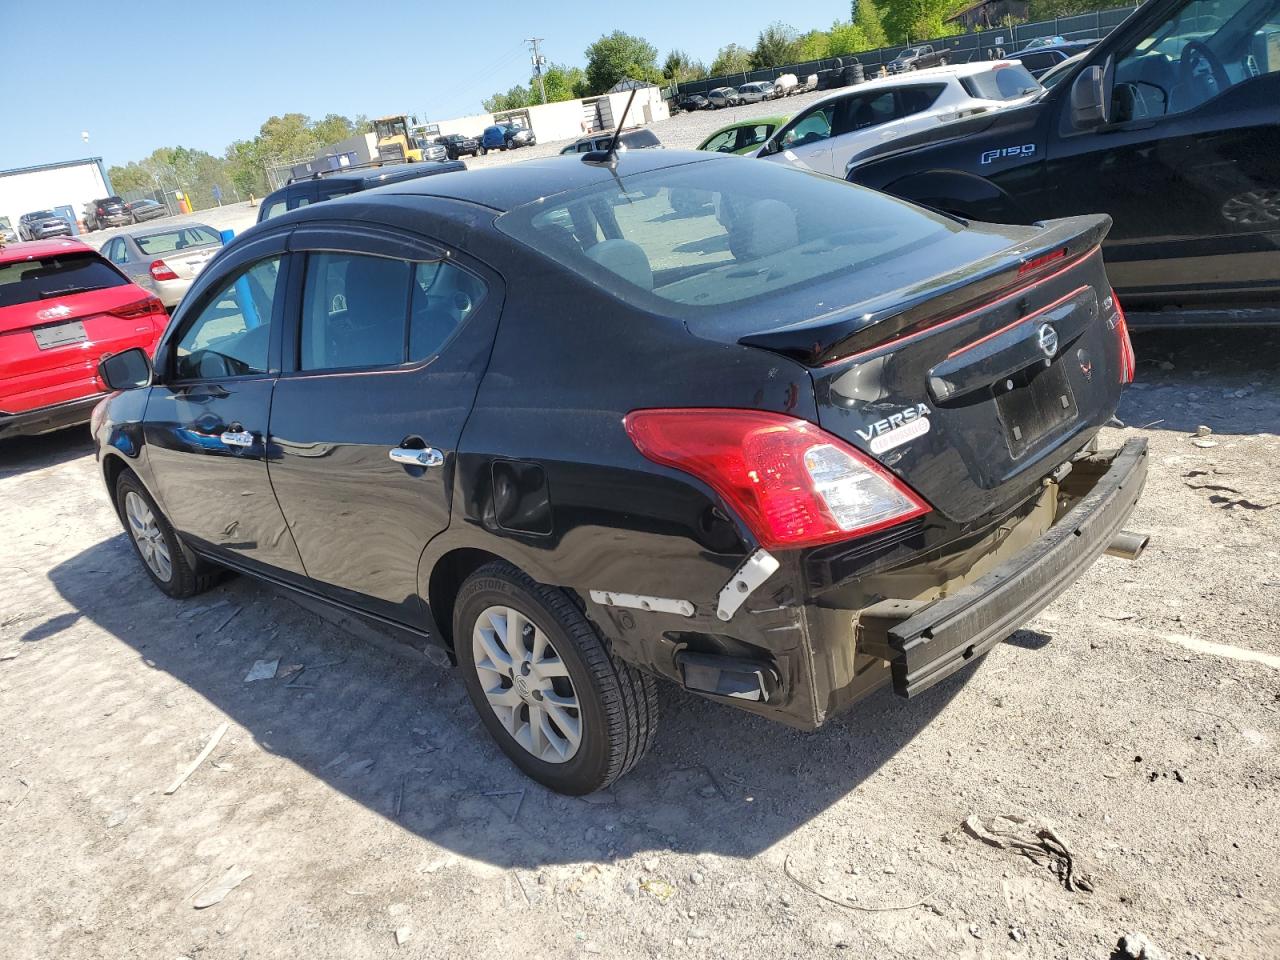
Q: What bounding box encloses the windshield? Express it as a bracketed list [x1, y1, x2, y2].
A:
[898, 48, 918, 57]
[28, 211, 57, 220]
[495, 159, 1013, 330]
[0, 252, 128, 308]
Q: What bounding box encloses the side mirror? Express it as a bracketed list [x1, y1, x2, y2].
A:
[220, 228, 235, 244]
[99, 347, 153, 391]
[760, 137, 781, 157]
[1070, 65, 1108, 129]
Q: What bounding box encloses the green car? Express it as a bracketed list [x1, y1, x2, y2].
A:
[696, 115, 789, 156]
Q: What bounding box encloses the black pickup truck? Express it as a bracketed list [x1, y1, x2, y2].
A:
[848, 0, 1280, 326]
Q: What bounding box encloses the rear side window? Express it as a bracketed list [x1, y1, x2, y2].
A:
[0, 252, 128, 308]
[838, 91, 897, 133]
[962, 64, 1042, 100]
[261, 199, 286, 222]
[298, 253, 485, 371]
[134, 226, 221, 255]
[897, 83, 947, 114]
[174, 257, 282, 380]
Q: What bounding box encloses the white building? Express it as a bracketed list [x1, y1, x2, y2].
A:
[0, 158, 113, 238]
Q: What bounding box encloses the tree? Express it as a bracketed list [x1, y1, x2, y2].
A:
[311, 113, 358, 146]
[828, 20, 871, 56]
[794, 29, 832, 62]
[582, 31, 661, 95]
[882, 0, 958, 43]
[751, 22, 800, 69]
[662, 49, 707, 83]
[483, 85, 532, 113]
[709, 43, 752, 77]
[854, 0, 889, 48]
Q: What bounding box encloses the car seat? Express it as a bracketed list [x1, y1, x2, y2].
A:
[585, 239, 653, 289]
[728, 199, 797, 261]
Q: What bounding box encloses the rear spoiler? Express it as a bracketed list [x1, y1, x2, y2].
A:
[738, 215, 1111, 366]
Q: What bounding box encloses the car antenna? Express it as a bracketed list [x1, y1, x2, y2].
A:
[582, 87, 639, 167]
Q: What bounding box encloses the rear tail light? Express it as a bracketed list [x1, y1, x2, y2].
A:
[624, 409, 931, 550]
[1111, 291, 1135, 384]
[150, 259, 178, 281]
[108, 296, 166, 320]
[96, 206, 105, 216]
[1018, 247, 1066, 276]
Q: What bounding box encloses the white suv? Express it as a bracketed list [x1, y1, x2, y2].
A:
[755, 61, 1043, 177]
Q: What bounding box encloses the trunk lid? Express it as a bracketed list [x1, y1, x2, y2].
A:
[741, 215, 1127, 524]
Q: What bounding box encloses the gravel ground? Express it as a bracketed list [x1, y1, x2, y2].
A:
[1, 326, 1277, 960]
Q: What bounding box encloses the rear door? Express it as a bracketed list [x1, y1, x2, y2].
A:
[142, 230, 305, 578]
[266, 223, 502, 626]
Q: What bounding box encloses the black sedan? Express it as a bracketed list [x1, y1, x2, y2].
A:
[677, 93, 710, 111]
[93, 150, 1145, 794]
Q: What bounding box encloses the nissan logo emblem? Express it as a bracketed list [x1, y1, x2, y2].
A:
[1037, 323, 1059, 358]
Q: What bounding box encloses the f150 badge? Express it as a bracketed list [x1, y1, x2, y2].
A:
[857, 403, 932, 455]
[980, 144, 1036, 165]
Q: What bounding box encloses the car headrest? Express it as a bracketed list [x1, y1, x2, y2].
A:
[730, 199, 797, 261]
[585, 239, 653, 290]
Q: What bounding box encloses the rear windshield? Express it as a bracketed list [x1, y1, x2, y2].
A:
[0, 252, 128, 308]
[962, 64, 1042, 100]
[495, 158, 1011, 329]
[134, 225, 221, 255]
[621, 129, 661, 148]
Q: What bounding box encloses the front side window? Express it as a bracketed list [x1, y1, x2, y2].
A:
[702, 129, 737, 152]
[173, 257, 281, 380]
[783, 104, 836, 146]
[1113, 0, 1280, 119]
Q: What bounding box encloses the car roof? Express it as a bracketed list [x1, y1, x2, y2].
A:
[805, 59, 1024, 106]
[0, 238, 94, 264]
[316, 150, 719, 214]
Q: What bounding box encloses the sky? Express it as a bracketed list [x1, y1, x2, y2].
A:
[3, 0, 840, 172]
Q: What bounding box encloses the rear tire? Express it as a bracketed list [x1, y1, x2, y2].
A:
[454, 562, 658, 795]
[115, 469, 219, 599]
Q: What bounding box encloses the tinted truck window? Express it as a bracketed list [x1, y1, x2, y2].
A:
[962, 64, 1042, 100]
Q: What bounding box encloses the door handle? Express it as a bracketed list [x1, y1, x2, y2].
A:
[389, 446, 444, 468]
[220, 430, 255, 448]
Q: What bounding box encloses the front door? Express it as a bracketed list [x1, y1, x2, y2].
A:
[771, 99, 841, 174]
[267, 225, 502, 627]
[143, 234, 306, 579]
[1042, 0, 1280, 305]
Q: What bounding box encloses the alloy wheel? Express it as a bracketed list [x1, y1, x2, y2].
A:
[471, 604, 582, 763]
[124, 490, 172, 582]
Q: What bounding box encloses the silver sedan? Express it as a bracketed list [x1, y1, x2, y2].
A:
[99, 223, 223, 308]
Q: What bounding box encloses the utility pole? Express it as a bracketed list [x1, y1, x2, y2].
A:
[526, 37, 547, 103]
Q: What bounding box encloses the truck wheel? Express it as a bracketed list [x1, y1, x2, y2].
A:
[115, 469, 220, 599]
[454, 561, 658, 795]
[939, 56, 949, 65]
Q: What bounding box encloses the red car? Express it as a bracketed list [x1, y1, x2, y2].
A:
[1, 238, 167, 440]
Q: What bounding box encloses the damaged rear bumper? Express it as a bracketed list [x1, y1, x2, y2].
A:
[857, 438, 1149, 698]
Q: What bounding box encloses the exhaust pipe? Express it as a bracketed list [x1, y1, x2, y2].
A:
[1106, 530, 1149, 561]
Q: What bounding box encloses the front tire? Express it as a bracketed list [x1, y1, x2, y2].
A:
[115, 469, 219, 599]
[455, 562, 658, 795]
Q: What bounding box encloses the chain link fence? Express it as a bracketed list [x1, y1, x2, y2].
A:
[670, 5, 1139, 98]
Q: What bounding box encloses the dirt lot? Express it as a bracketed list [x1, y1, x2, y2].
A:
[1, 326, 1277, 960]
